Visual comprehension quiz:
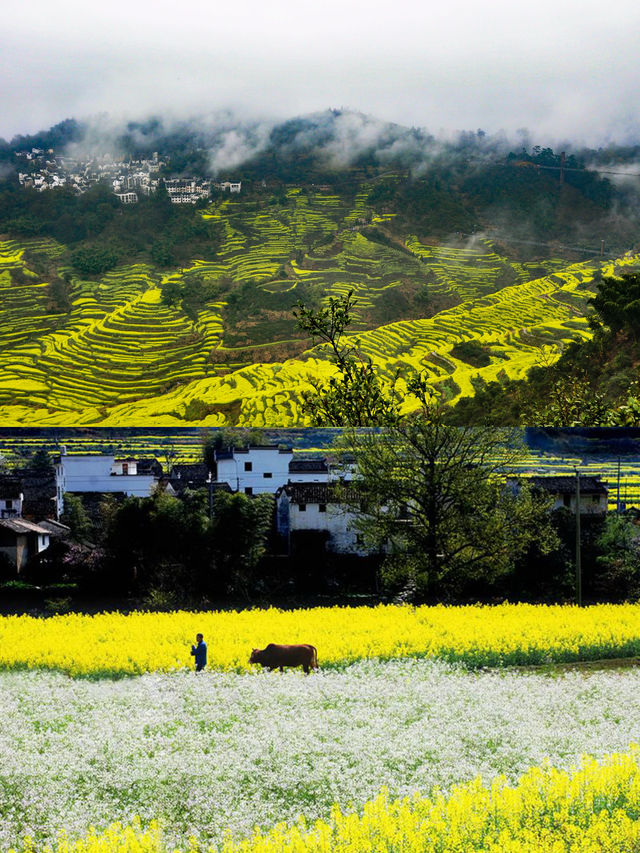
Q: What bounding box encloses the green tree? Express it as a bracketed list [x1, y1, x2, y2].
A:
[151, 179, 173, 221]
[209, 491, 274, 599]
[150, 240, 175, 267]
[60, 493, 93, 541]
[102, 491, 209, 594]
[521, 372, 611, 426]
[595, 514, 640, 600]
[71, 246, 119, 276]
[340, 419, 557, 600]
[160, 279, 183, 307]
[589, 272, 640, 341]
[159, 438, 177, 474]
[293, 290, 426, 425]
[25, 448, 55, 476]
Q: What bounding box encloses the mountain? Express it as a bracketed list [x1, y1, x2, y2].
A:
[0, 112, 639, 426]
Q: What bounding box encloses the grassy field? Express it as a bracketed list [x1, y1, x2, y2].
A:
[0, 188, 633, 426]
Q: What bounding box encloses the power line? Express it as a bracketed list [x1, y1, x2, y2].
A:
[506, 162, 640, 178]
[456, 231, 615, 257]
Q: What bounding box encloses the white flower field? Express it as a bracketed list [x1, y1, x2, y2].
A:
[3, 658, 640, 850]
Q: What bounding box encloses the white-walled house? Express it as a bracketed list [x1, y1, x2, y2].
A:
[276, 483, 371, 556]
[54, 450, 159, 517]
[522, 476, 609, 516]
[216, 446, 294, 494]
[215, 446, 330, 495]
[114, 191, 138, 204]
[213, 181, 242, 193]
[0, 518, 50, 572]
[0, 478, 24, 519]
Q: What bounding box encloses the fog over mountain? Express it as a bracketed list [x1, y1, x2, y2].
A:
[2, 0, 639, 147]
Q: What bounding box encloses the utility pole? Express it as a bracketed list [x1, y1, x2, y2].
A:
[617, 456, 621, 514]
[575, 469, 582, 607]
[207, 474, 213, 520]
[600, 239, 605, 258]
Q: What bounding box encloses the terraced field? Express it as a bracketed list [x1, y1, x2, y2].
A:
[0, 192, 635, 426]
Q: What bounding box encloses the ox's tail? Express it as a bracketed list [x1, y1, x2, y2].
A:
[310, 645, 318, 669]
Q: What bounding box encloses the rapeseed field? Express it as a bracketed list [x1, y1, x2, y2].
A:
[4, 605, 640, 851]
[8, 742, 640, 852]
[1, 220, 636, 426]
[3, 603, 640, 676]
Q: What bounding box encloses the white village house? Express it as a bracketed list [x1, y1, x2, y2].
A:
[0, 476, 50, 571]
[214, 445, 368, 555]
[0, 518, 50, 573]
[215, 445, 330, 495]
[517, 475, 609, 516]
[0, 478, 23, 519]
[276, 482, 370, 556]
[54, 449, 159, 517]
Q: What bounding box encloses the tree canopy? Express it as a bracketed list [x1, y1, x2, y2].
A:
[340, 419, 557, 600]
[589, 272, 640, 340]
[293, 290, 427, 426]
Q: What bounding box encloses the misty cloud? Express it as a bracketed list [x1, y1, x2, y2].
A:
[2, 0, 640, 148]
[587, 162, 640, 188]
[209, 125, 273, 176]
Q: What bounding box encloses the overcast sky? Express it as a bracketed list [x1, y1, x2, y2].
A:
[3, 0, 639, 146]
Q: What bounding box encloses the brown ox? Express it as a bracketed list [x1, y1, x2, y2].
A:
[249, 643, 318, 673]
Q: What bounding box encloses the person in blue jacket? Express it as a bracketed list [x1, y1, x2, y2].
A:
[190, 633, 207, 672]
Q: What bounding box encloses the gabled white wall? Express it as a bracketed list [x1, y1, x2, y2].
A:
[277, 491, 367, 555]
[55, 455, 156, 516]
[216, 448, 294, 494]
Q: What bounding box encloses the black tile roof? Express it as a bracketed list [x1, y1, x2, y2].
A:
[216, 445, 292, 459]
[0, 518, 50, 535]
[279, 482, 359, 504]
[166, 478, 231, 494]
[289, 459, 329, 472]
[37, 519, 71, 538]
[529, 475, 608, 495]
[170, 463, 210, 480]
[135, 457, 163, 475]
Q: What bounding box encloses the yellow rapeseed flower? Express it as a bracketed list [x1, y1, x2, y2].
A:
[1, 603, 640, 677]
[14, 747, 640, 852]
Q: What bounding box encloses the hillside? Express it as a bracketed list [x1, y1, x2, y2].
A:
[0, 211, 635, 425]
[1, 112, 640, 426]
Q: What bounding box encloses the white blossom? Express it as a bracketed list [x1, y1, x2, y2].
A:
[2, 660, 640, 849]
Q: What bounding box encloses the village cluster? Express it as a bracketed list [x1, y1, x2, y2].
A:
[0, 443, 611, 575]
[14, 147, 240, 203]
